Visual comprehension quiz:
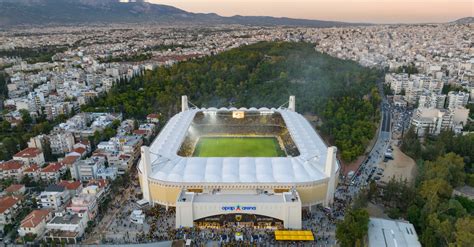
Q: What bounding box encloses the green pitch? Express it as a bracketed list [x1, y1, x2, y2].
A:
[192, 137, 286, 157]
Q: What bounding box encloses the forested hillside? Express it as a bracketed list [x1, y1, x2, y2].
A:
[83, 42, 382, 162]
[396, 129, 474, 246]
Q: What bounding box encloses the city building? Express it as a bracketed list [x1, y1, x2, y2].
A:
[71, 156, 106, 181]
[0, 160, 26, 180]
[18, 209, 52, 238]
[23, 164, 40, 181]
[37, 184, 71, 211]
[43, 211, 88, 244]
[40, 163, 66, 182]
[447, 91, 470, 109]
[417, 92, 446, 109]
[411, 107, 469, 136]
[67, 193, 98, 221]
[0, 196, 23, 233]
[48, 132, 76, 155]
[13, 147, 45, 166]
[368, 218, 421, 247]
[4, 184, 26, 196]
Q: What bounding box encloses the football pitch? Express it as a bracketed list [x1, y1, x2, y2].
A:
[192, 137, 286, 157]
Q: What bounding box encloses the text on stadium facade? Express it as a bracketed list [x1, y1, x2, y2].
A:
[221, 205, 257, 211]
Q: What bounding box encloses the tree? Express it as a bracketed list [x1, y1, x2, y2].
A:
[424, 153, 465, 188]
[82, 41, 382, 163]
[400, 88, 406, 95]
[453, 216, 474, 247]
[336, 209, 370, 247]
[19, 109, 32, 125]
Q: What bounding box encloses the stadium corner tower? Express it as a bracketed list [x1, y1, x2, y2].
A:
[138, 96, 339, 229]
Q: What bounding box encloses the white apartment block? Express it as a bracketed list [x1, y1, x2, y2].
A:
[37, 185, 71, 211]
[386, 73, 445, 106]
[49, 132, 76, 155]
[418, 92, 446, 109]
[447, 91, 469, 109]
[71, 156, 106, 181]
[44, 211, 88, 244]
[411, 107, 469, 136]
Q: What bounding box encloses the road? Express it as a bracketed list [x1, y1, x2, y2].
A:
[348, 81, 391, 196]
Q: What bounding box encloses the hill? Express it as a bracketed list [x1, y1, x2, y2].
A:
[451, 17, 474, 24]
[82, 41, 382, 162]
[0, 0, 365, 27]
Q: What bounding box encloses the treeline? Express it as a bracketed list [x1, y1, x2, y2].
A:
[0, 111, 70, 161]
[144, 44, 190, 51]
[397, 129, 474, 246]
[0, 71, 8, 108]
[401, 128, 474, 177]
[98, 53, 152, 63]
[0, 45, 67, 63]
[395, 62, 419, 75]
[83, 42, 381, 162]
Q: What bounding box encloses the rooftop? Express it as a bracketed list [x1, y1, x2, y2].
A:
[5, 184, 25, 193]
[49, 213, 83, 225]
[58, 180, 82, 190]
[45, 184, 65, 192]
[368, 218, 421, 247]
[60, 155, 80, 165]
[24, 164, 40, 172]
[141, 108, 338, 184]
[20, 209, 51, 228]
[0, 160, 24, 170]
[41, 163, 64, 173]
[0, 196, 21, 214]
[13, 147, 42, 158]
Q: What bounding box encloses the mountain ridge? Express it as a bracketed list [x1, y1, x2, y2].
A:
[0, 0, 367, 27]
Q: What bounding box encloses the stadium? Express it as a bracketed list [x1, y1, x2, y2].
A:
[138, 96, 339, 229]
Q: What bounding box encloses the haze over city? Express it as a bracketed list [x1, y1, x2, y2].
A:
[0, 0, 473, 246]
[151, 0, 474, 23]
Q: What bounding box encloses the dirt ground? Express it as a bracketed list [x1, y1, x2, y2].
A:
[378, 145, 417, 184]
[367, 203, 389, 218]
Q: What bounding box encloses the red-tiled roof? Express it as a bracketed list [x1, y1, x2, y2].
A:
[92, 151, 107, 157]
[0, 160, 24, 170]
[87, 179, 108, 188]
[57, 180, 82, 190]
[20, 209, 51, 228]
[60, 155, 79, 165]
[41, 163, 63, 173]
[80, 140, 90, 145]
[0, 196, 21, 214]
[13, 147, 42, 158]
[147, 113, 160, 119]
[133, 129, 147, 135]
[72, 147, 86, 155]
[24, 164, 40, 172]
[5, 184, 25, 193]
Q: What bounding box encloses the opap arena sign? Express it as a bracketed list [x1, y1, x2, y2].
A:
[222, 205, 256, 211]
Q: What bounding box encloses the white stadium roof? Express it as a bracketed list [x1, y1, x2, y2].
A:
[140, 107, 338, 184]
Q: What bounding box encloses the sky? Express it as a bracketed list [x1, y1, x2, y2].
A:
[148, 0, 474, 24]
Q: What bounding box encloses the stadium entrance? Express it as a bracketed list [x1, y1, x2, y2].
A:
[194, 214, 284, 229]
[176, 189, 302, 229]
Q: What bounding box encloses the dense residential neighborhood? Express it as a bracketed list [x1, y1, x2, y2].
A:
[0, 12, 472, 246]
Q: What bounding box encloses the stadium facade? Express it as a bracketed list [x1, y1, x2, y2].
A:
[138, 96, 339, 229]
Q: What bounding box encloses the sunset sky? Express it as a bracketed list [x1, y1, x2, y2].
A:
[149, 0, 473, 24]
